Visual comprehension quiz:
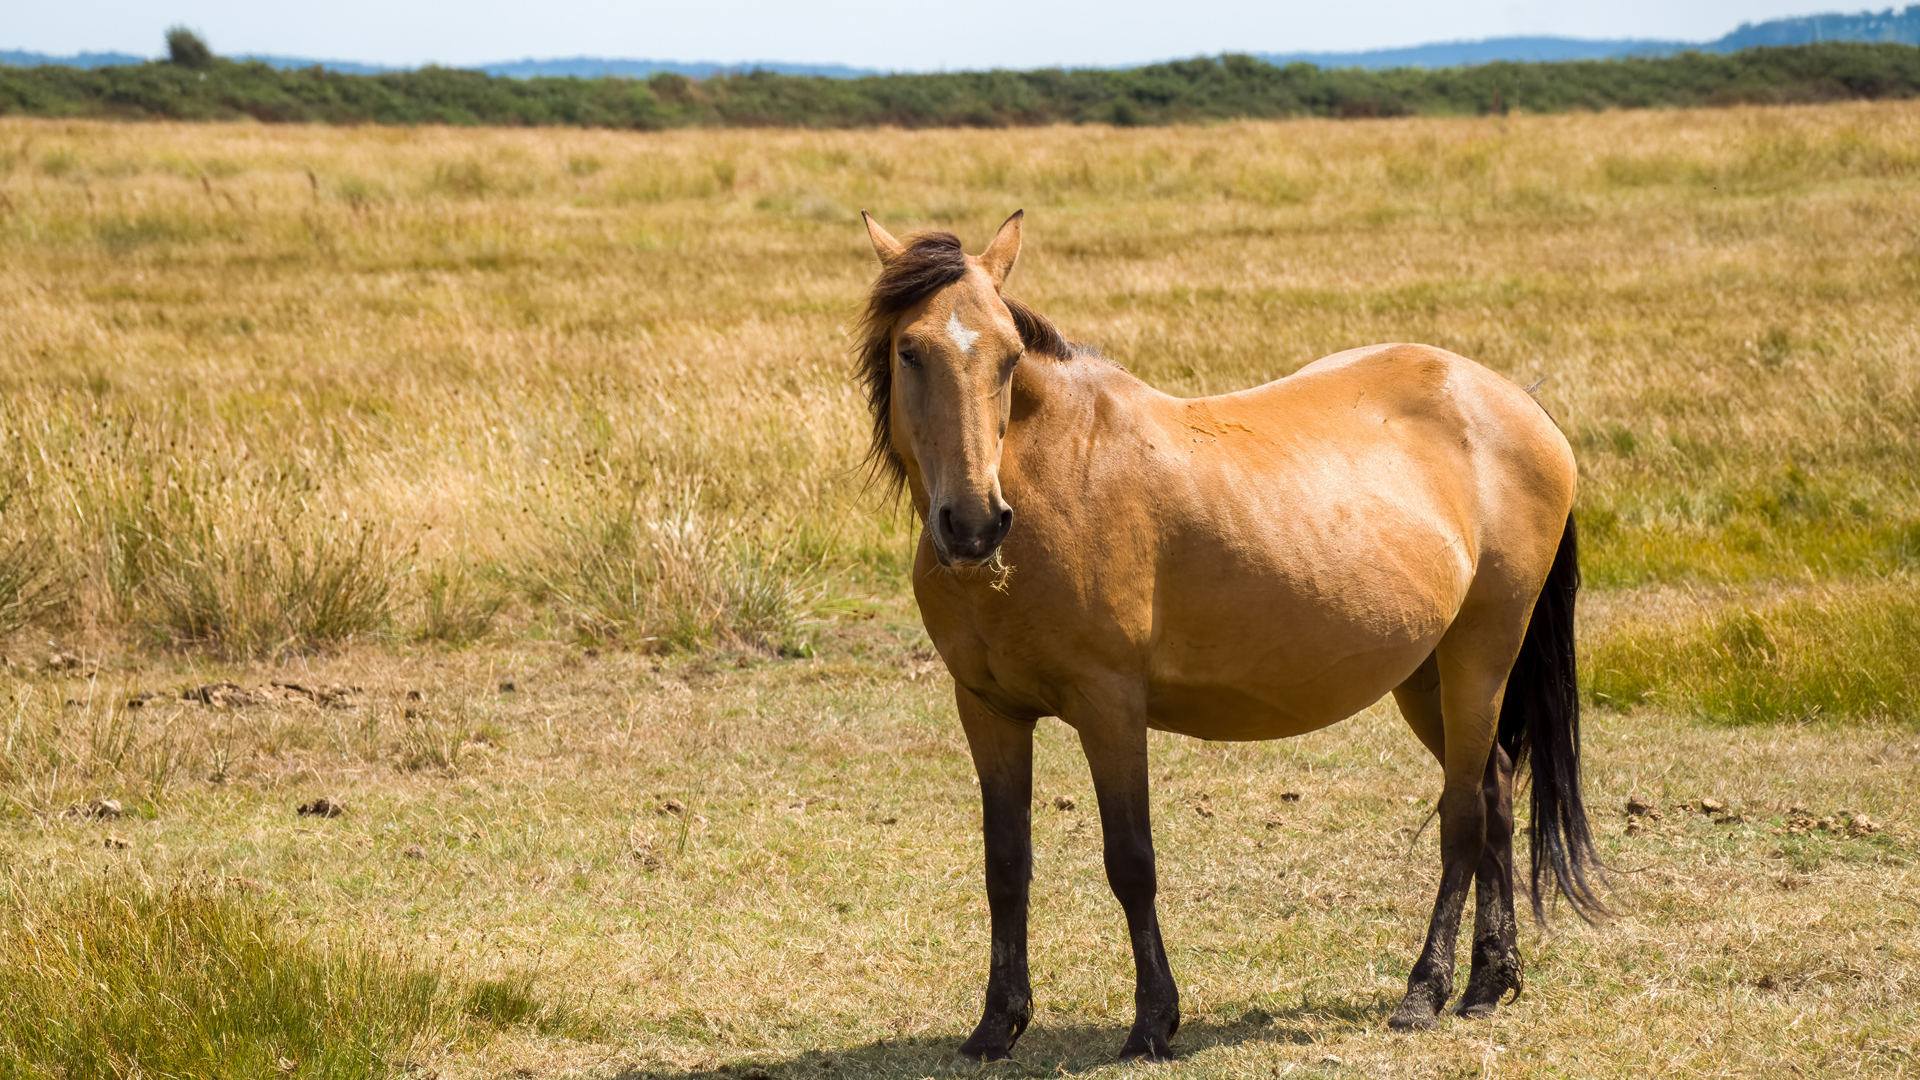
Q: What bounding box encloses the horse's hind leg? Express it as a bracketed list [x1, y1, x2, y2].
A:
[1388, 643, 1512, 1030]
[1457, 743, 1523, 1017]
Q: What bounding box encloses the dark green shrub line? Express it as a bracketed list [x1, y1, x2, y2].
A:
[4, 43, 1919, 130]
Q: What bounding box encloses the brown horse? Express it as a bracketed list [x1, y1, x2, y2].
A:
[856, 210, 1603, 1060]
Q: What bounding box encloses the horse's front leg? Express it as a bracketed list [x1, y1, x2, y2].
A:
[1077, 701, 1179, 1061]
[954, 686, 1036, 1062]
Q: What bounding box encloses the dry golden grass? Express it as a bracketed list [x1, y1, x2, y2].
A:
[1, 105, 1918, 1077]
[4, 105, 1918, 647]
[2, 640, 1914, 1078]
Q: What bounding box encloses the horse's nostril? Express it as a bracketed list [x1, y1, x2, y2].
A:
[938, 505, 956, 542]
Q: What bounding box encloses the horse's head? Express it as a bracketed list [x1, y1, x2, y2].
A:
[858, 210, 1049, 569]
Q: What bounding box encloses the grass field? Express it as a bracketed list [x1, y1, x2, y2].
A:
[1, 104, 1917, 1078]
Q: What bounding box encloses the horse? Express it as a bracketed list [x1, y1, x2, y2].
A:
[854, 209, 1604, 1060]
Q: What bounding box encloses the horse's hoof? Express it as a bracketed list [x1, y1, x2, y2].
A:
[954, 1044, 1014, 1063]
[1454, 1000, 1498, 1020]
[1117, 1040, 1175, 1063]
[1387, 997, 1442, 1030]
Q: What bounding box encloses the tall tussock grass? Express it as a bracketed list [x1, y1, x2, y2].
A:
[534, 486, 823, 653]
[0, 485, 65, 636]
[0, 882, 456, 1080]
[413, 562, 507, 644]
[0, 538, 63, 637]
[128, 515, 399, 658]
[49, 435, 403, 658]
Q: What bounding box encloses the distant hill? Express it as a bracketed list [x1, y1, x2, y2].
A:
[5, 5, 1918, 77]
[1716, 4, 1920, 47]
[0, 48, 878, 80]
[476, 58, 879, 79]
[1256, 37, 1690, 70]
[0, 50, 146, 69]
[1258, 4, 1920, 69]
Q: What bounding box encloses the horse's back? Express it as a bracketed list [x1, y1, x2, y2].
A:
[1133, 343, 1574, 739]
[1213, 342, 1574, 538]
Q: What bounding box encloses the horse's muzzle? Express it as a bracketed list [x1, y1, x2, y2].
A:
[935, 501, 1014, 567]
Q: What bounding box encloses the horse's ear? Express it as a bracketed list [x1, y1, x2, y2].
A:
[979, 209, 1023, 289]
[862, 210, 904, 265]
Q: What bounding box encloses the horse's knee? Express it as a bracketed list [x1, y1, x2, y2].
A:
[1102, 843, 1158, 906]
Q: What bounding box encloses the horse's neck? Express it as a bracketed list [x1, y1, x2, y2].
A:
[1006, 353, 1156, 484]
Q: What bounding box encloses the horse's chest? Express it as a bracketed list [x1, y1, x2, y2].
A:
[923, 599, 1080, 718]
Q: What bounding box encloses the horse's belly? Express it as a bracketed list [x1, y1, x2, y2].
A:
[1145, 681, 1350, 740]
[1142, 534, 1460, 740]
[1145, 626, 1438, 741]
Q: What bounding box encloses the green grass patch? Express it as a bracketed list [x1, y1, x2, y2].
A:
[1586, 581, 1920, 724]
[0, 883, 456, 1080]
[463, 970, 605, 1039]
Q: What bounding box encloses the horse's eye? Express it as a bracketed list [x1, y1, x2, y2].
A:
[898, 349, 920, 369]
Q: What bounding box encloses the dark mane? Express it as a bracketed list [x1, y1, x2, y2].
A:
[855, 230, 1080, 495]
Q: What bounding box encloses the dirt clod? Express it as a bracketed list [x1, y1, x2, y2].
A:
[269, 682, 356, 707]
[1699, 797, 1726, 814]
[658, 798, 686, 816]
[1625, 795, 1656, 817]
[1847, 814, 1880, 836]
[403, 844, 427, 860]
[184, 682, 257, 708]
[46, 651, 83, 672]
[498, 681, 517, 693]
[104, 835, 128, 849]
[1053, 795, 1076, 811]
[1280, 791, 1303, 803]
[298, 797, 346, 818]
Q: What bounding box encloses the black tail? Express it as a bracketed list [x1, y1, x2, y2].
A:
[1496, 513, 1607, 923]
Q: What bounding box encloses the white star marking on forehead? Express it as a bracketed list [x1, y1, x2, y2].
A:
[945, 312, 980, 354]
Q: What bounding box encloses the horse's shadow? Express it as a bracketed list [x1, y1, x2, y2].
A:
[606, 997, 1391, 1079]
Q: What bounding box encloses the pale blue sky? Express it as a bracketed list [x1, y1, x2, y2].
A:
[11, 0, 1849, 71]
